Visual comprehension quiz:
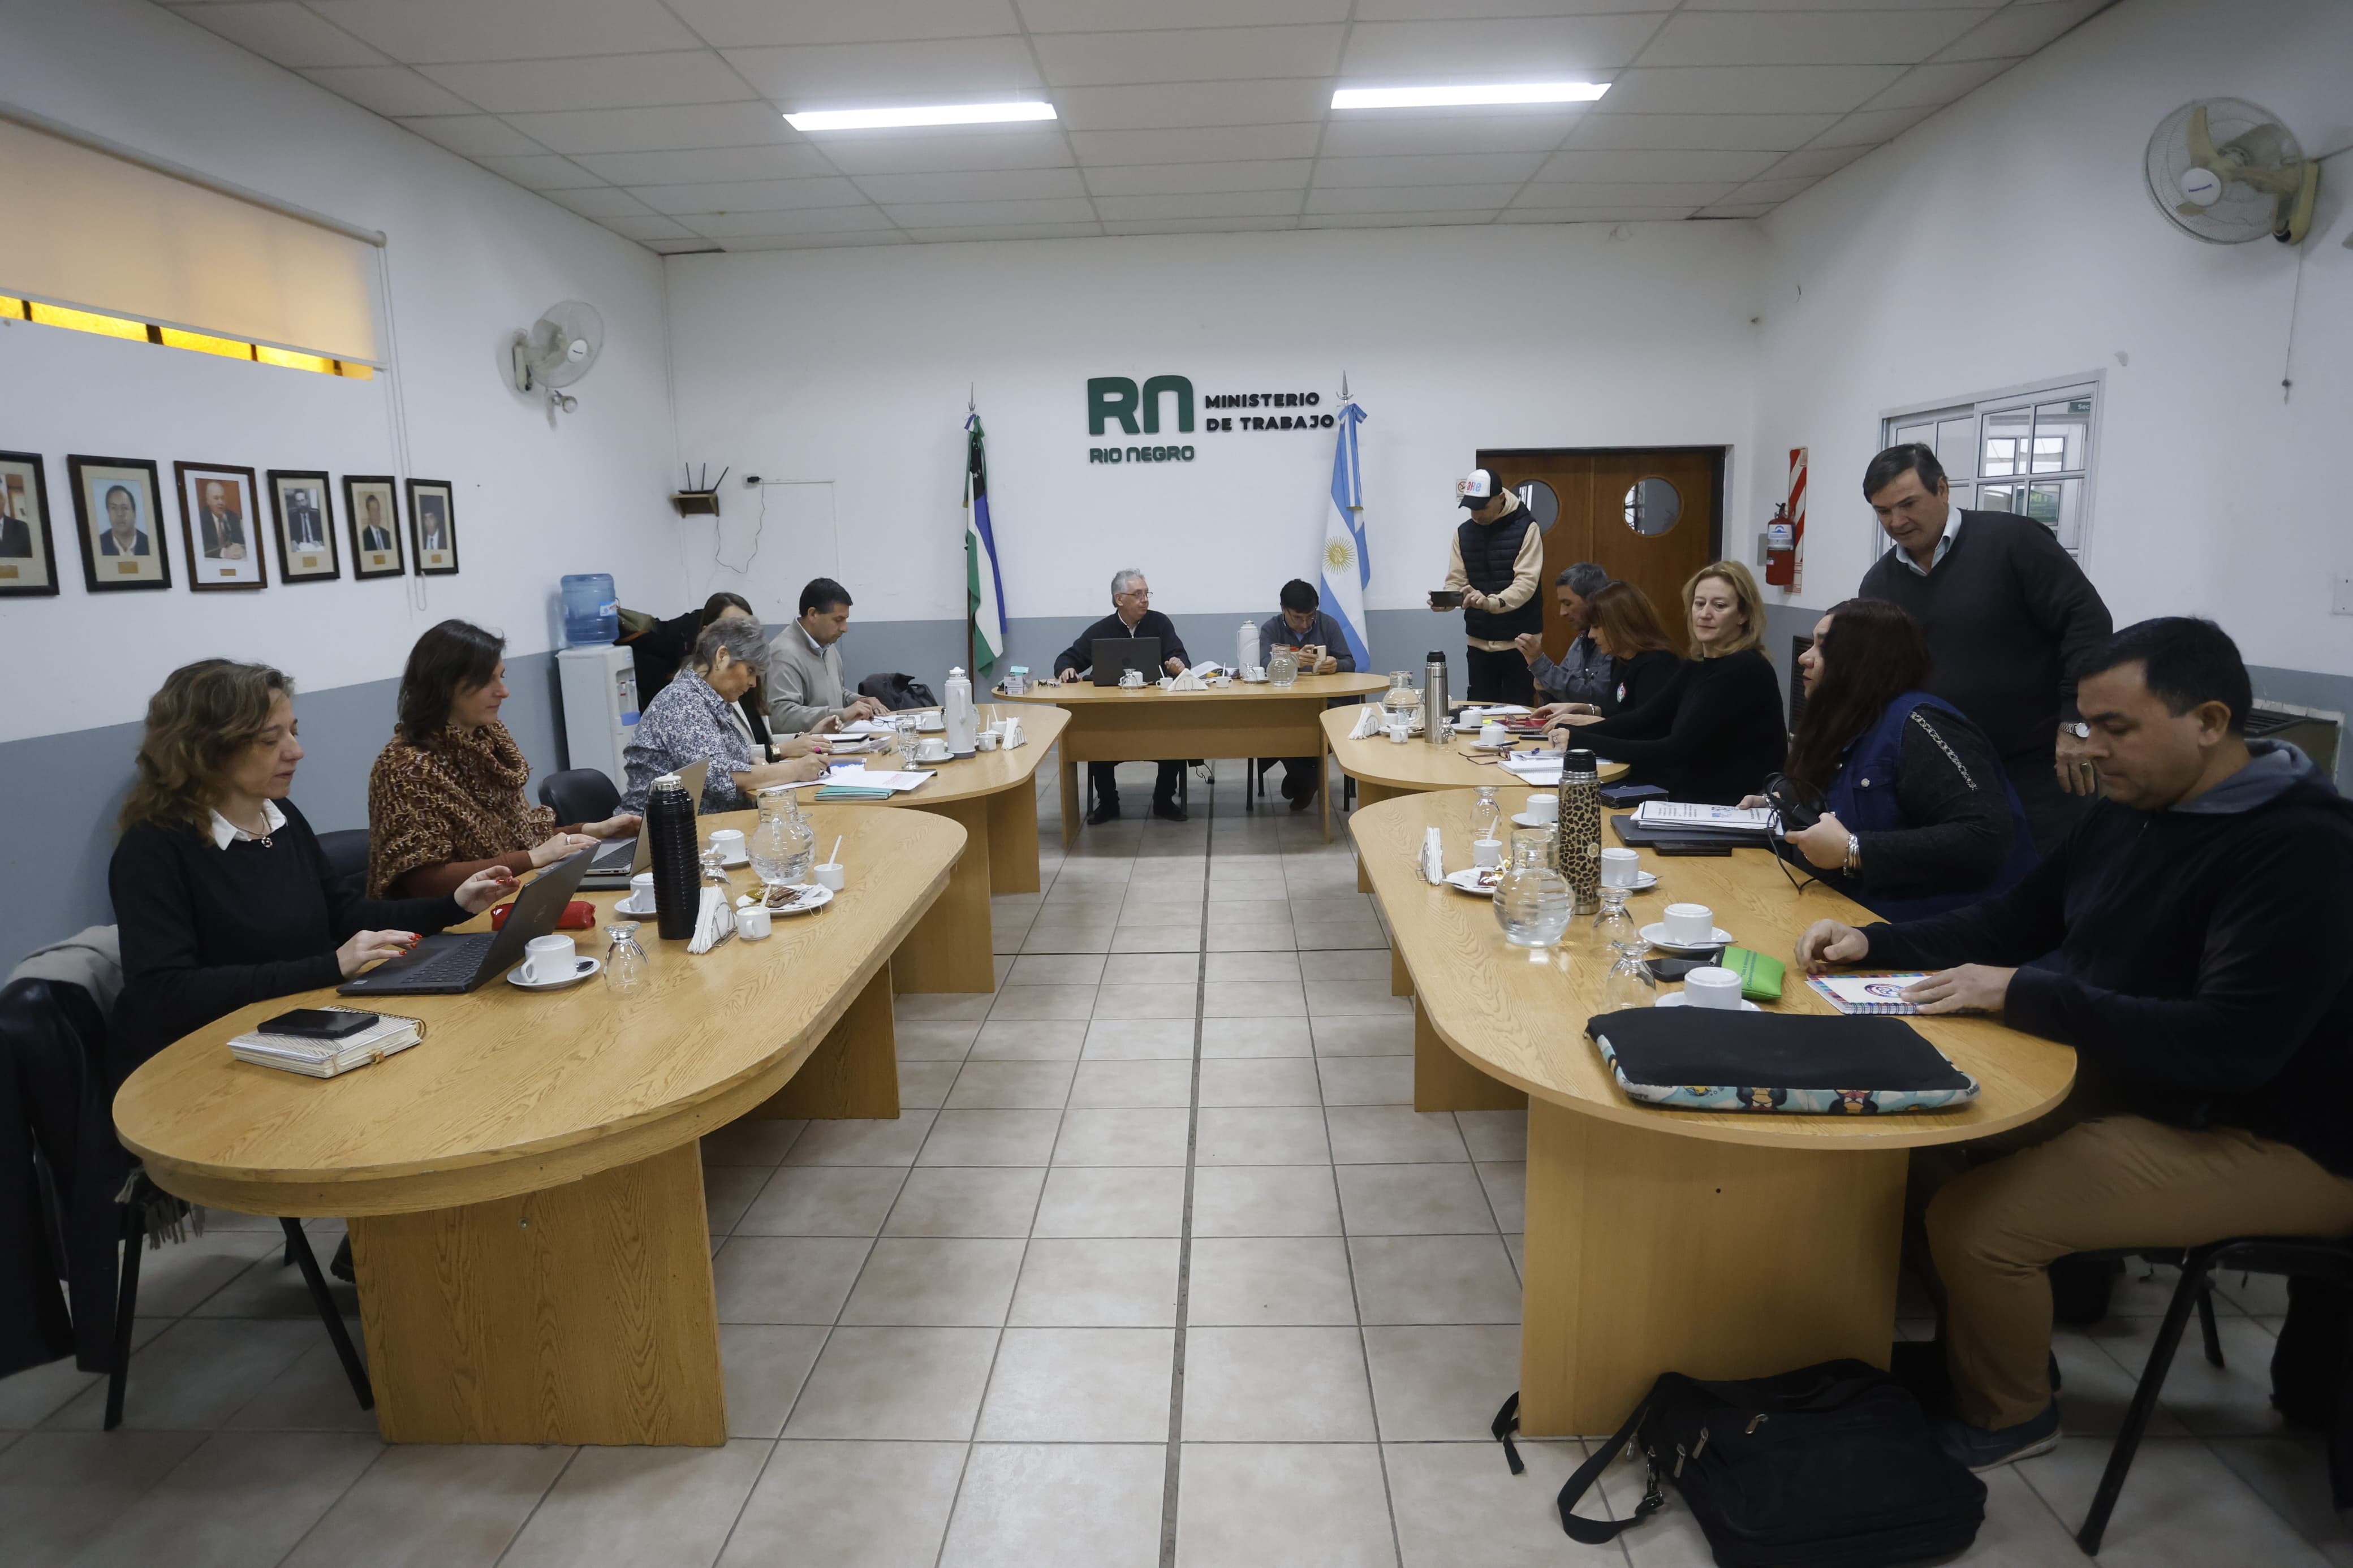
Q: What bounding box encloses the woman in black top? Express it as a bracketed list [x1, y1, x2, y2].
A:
[1529, 580, 1686, 729]
[109, 659, 512, 1078]
[1743, 599, 2036, 919]
[627, 592, 774, 750]
[1550, 561, 1787, 805]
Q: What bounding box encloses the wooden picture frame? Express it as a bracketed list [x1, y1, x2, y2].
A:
[0, 450, 59, 597]
[268, 469, 339, 583]
[175, 461, 267, 591]
[346, 474, 403, 578]
[407, 477, 457, 575]
[67, 455, 171, 593]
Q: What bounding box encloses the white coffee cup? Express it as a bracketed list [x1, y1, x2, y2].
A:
[1524, 793, 1559, 823]
[916, 738, 950, 763]
[976, 731, 1000, 751]
[1662, 902, 1718, 946]
[522, 933, 578, 984]
[1472, 837, 1503, 869]
[630, 871, 655, 909]
[1683, 966, 1743, 1010]
[1600, 846, 1641, 888]
[815, 861, 846, 891]
[738, 905, 772, 940]
[1479, 721, 1508, 748]
[1387, 720, 1410, 745]
[709, 828, 745, 862]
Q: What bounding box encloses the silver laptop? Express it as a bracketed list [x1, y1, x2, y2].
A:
[579, 759, 708, 888]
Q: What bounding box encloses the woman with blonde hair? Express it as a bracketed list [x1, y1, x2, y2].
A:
[109, 659, 511, 1074]
[1549, 560, 1787, 804]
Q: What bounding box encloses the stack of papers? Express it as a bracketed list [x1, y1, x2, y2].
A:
[1499, 750, 1565, 785]
[836, 719, 897, 737]
[1806, 973, 1934, 1015]
[1632, 802, 1776, 832]
[230, 1008, 424, 1078]
[816, 769, 936, 800]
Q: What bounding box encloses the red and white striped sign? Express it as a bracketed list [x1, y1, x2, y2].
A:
[1786, 447, 1808, 594]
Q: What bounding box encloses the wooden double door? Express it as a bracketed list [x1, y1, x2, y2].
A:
[1476, 448, 1723, 667]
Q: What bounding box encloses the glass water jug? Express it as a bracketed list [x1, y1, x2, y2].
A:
[749, 785, 816, 890]
[1493, 829, 1573, 949]
[1384, 670, 1421, 733]
[1267, 647, 1300, 688]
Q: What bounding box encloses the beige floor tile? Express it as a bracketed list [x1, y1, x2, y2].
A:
[1007, 952, 1108, 986]
[976, 1328, 1175, 1442]
[1198, 1056, 1324, 1107]
[1338, 1163, 1502, 1236]
[1202, 979, 1307, 1017]
[281, 1442, 574, 1568]
[1192, 1165, 1343, 1237]
[1312, 1014, 1416, 1056]
[703, 1117, 809, 1164]
[1175, 1442, 1398, 1568]
[895, 1020, 981, 1062]
[899, 994, 996, 1021]
[897, 1059, 961, 1109]
[1187, 1237, 1359, 1327]
[784, 1327, 1001, 1440]
[0, 1354, 104, 1432]
[2086, 1312, 2285, 1437]
[1328, 1106, 1471, 1164]
[1295, 921, 1389, 951]
[499, 1440, 770, 1568]
[712, 1235, 872, 1324]
[1386, 1440, 1617, 1567]
[64, 1431, 383, 1568]
[1083, 1017, 1198, 1060]
[1109, 926, 1207, 953]
[970, 1018, 1089, 1061]
[718, 1323, 829, 1439]
[1476, 1163, 1527, 1232]
[2207, 1436, 2353, 1566]
[1318, 1055, 1415, 1107]
[1092, 982, 1199, 1019]
[1204, 950, 1303, 982]
[785, 1111, 937, 1167]
[1195, 1105, 1332, 1165]
[2052, 1328, 2190, 1439]
[219, 1336, 378, 1433]
[1102, 951, 1201, 984]
[1307, 979, 1413, 1014]
[736, 1165, 904, 1237]
[1184, 1326, 1376, 1440]
[1055, 1107, 1193, 1165]
[1364, 1326, 1524, 1440]
[1032, 1167, 1188, 1238]
[1019, 924, 1115, 954]
[885, 1167, 1047, 1238]
[700, 1165, 773, 1236]
[2018, 1436, 2335, 1566]
[1299, 949, 1391, 981]
[98, 1231, 282, 1320]
[989, 984, 1098, 1020]
[0, 1430, 208, 1563]
[1009, 1239, 1181, 1327]
[721, 1440, 964, 1567]
[1069, 1059, 1193, 1109]
[941, 1442, 1167, 1568]
[841, 1237, 1028, 1327]
[1205, 921, 1297, 952]
[1197, 1015, 1313, 1058]
[1350, 1236, 1523, 1325]
[1454, 1109, 1528, 1161]
[918, 1108, 1064, 1167]
[43, 1318, 317, 1432]
[946, 1060, 1078, 1109]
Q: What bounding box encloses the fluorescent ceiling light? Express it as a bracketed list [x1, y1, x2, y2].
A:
[1331, 83, 1609, 110]
[784, 101, 1055, 131]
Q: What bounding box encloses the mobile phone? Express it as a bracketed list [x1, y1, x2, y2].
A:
[259, 1008, 377, 1039]
[1643, 957, 1717, 982]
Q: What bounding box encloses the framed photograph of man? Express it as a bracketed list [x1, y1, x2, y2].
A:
[407, 478, 458, 574]
[0, 451, 59, 597]
[268, 469, 339, 582]
[175, 462, 266, 591]
[346, 475, 403, 578]
[67, 455, 170, 592]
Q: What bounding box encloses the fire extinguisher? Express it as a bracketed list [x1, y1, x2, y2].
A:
[1764, 502, 1796, 587]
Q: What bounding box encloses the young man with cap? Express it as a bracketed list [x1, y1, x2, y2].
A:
[1435, 468, 1544, 705]
[1257, 578, 1354, 810]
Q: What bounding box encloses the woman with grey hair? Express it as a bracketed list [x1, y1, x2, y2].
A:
[1518, 561, 1614, 706]
[622, 618, 826, 812]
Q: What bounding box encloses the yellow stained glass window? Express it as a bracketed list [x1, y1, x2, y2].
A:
[29, 301, 148, 342]
[5, 293, 378, 376]
[159, 327, 256, 361]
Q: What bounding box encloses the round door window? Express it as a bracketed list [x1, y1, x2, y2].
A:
[1623, 477, 1681, 536]
[1515, 480, 1560, 532]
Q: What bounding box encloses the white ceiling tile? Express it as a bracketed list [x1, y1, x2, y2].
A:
[1601, 65, 1905, 115]
[1017, 0, 1350, 31]
[1092, 189, 1307, 220]
[1339, 16, 1664, 77]
[646, 237, 725, 252]
[883, 196, 1101, 226]
[663, 0, 1019, 49]
[1693, 203, 1777, 218]
[1566, 112, 1837, 152]
[1304, 183, 1525, 213]
[572, 145, 835, 184]
[538, 186, 658, 219]
[1933, 0, 2113, 61]
[596, 213, 702, 241]
[1313, 152, 1548, 187]
[1721, 175, 1822, 201]
[1317, 110, 1586, 157]
[1054, 80, 1332, 131]
[1856, 56, 2018, 110]
[632, 176, 873, 214]
[1299, 210, 1497, 227]
[1497, 206, 1699, 223]
[689, 206, 898, 235]
[1084, 160, 1311, 196]
[721, 37, 1041, 105]
[1678, 0, 1976, 11]
[717, 231, 912, 249]
[852, 167, 1088, 203]
[417, 54, 753, 114]
[1760, 144, 1872, 180]
[471, 153, 609, 190]
[1638, 8, 1992, 68]
[1805, 103, 1940, 147]
[1534, 148, 1777, 183]
[1066, 124, 1324, 164]
[308, 0, 703, 62]
[1352, 0, 1674, 18]
[1035, 25, 1344, 87]
[499, 103, 794, 153]
[172, 3, 386, 68]
[906, 222, 1106, 242]
[297, 66, 481, 116]
[1100, 215, 1303, 235]
[395, 115, 549, 158]
[1510, 180, 1735, 206]
[815, 128, 1075, 175]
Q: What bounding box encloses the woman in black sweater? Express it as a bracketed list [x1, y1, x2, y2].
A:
[1529, 579, 1686, 730]
[1550, 561, 1787, 805]
[109, 659, 511, 1078]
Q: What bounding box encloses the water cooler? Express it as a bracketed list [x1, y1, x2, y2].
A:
[557, 644, 639, 784]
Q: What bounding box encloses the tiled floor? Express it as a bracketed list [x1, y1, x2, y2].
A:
[5, 762, 2350, 1565]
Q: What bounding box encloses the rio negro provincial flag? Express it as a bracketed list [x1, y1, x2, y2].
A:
[966, 411, 1007, 675]
[1321, 398, 1372, 672]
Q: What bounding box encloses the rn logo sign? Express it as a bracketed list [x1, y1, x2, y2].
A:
[1086, 374, 1335, 466]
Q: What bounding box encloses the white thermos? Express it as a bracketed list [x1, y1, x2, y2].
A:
[1237, 620, 1259, 678]
[945, 666, 978, 758]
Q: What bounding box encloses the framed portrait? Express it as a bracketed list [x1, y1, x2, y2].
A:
[345, 474, 403, 578]
[407, 478, 458, 575]
[175, 462, 266, 591]
[268, 469, 339, 582]
[0, 451, 59, 597]
[67, 455, 170, 592]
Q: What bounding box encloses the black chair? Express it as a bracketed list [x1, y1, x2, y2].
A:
[314, 828, 370, 899]
[538, 767, 620, 825]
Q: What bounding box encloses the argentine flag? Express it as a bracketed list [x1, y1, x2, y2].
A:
[965, 411, 1007, 674]
[1320, 398, 1371, 672]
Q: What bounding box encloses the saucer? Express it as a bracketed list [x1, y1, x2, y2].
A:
[1510, 812, 1559, 829]
[613, 896, 657, 917]
[506, 955, 600, 991]
[1656, 993, 1761, 1012]
[1640, 922, 1733, 953]
[714, 853, 749, 868]
[1443, 867, 1503, 896]
[765, 884, 835, 917]
[915, 714, 944, 732]
[1604, 871, 1661, 892]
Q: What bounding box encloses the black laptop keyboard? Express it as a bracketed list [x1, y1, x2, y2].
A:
[380, 934, 492, 987]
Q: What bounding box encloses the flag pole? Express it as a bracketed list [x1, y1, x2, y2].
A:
[964, 387, 976, 676]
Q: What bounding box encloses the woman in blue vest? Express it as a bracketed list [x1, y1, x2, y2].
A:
[1752, 598, 2038, 919]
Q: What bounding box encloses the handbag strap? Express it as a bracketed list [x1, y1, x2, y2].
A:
[1492, 1390, 1665, 1545]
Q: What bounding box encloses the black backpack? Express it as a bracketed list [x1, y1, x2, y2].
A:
[1495, 1360, 1986, 1568]
[856, 672, 938, 711]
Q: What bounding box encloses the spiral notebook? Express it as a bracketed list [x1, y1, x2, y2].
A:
[1805, 973, 1934, 1015]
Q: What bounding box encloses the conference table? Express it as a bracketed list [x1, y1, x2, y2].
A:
[112, 804, 963, 1448]
[1353, 791, 2076, 1436]
[998, 672, 1386, 846]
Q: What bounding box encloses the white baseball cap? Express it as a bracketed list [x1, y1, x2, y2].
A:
[1456, 468, 1502, 508]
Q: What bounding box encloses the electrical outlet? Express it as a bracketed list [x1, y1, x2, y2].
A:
[2335, 576, 2353, 616]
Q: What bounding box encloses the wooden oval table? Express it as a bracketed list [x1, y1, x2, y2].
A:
[998, 672, 1386, 845]
[113, 804, 963, 1448]
[1353, 790, 2076, 1436]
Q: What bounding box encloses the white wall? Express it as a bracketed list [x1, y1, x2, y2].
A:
[0, 0, 686, 748]
[665, 222, 1766, 629]
[1751, 0, 2353, 677]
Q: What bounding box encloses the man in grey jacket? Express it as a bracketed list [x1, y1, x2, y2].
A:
[1516, 561, 1612, 707]
[767, 577, 887, 733]
[1258, 578, 1356, 809]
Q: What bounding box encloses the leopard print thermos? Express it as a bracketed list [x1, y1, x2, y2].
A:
[1554, 748, 1602, 915]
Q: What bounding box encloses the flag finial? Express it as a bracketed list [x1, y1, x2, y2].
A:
[1339, 372, 1350, 401]
[968, 383, 976, 414]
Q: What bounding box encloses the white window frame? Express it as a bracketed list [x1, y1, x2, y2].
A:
[1878, 372, 2105, 560]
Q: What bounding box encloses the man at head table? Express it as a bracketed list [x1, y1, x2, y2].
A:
[767, 576, 890, 734]
[1051, 568, 1190, 824]
[1257, 577, 1352, 810]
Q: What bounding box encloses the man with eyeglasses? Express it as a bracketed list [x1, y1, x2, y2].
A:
[1053, 568, 1190, 824]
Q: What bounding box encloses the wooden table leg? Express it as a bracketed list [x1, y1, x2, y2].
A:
[757, 963, 900, 1120]
[1516, 1101, 1906, 1435]
[350, 1139, 725, 1446]
[1320, 748, 1332, 843]
[1412, 997, 1525, 1113]
[1058, 747, 1081, 851]
[1391, 940, 1412, 998]
[894, 796, 996, 993]
[1352, 779, 1404, 892]
[986, 777, 1041, 895]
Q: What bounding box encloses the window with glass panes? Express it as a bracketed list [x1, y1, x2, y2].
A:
[1881, 379, 2098, 555]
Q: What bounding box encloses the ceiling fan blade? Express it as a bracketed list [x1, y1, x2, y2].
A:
[2185, 103, 2221, 169]
[2174, 200, 2211, 217]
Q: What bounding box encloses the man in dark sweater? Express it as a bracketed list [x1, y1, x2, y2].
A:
[1053, 568, 1191, 823]
[1798, 618, 2353, 1471]
[1856, 444, 2111, 853]
[1436, 467, 1542, 705]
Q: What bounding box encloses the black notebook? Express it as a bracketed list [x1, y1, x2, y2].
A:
[1586, 1007, 1979, 1115]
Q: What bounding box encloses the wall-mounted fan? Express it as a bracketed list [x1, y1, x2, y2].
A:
[510, 300, 604, 413]
[2145, 98, 2320, 245]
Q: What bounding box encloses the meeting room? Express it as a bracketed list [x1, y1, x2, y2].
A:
[2, 1, 2349, 1564]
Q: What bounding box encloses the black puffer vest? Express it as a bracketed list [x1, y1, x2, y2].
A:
[1458, 506, 1541, 641]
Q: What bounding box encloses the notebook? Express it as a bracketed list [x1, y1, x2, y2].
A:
[1805, 973, 1934, 1015]
[815, 769, 935, 801]
[1633, 801, 1776, 833]
[230, 1007, 424, 1078]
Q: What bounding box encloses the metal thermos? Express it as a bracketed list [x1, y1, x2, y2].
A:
[645, 771, 701, 941]
[1423, 651, 1449, 744]
[1555, 748, 1603, 914]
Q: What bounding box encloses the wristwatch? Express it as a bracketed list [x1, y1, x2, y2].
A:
[2062, 722, 2091, 740]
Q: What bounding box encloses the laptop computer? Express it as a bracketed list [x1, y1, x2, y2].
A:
[578, 758, 708, 889]
[338, 846, 594, 995]
[1092, 637, 1161, 686]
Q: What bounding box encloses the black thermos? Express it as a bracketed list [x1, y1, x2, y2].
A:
[645, 771, 700, 941]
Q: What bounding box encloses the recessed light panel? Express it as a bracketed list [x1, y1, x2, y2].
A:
[785, 102, 1057, 132]
[1331, 84, 1609, 110]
